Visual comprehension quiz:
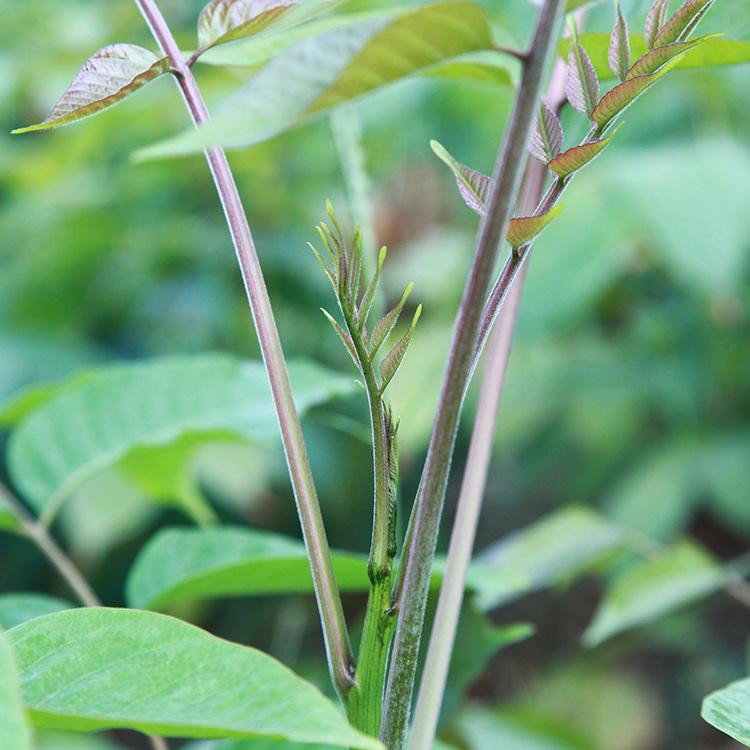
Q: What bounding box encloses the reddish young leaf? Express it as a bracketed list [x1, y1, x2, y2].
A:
[548, 132, 618, 178]
[566, 29, 600, 118]
[505, 205, 565, 248]
[529, 102, 564, 164]
[644, 0, 670, 49]
[609, 0, 631, 81]
[12, 45, 169, 134]
[430, 139, 493, 216]
[626, 34, 715, 78]
[654, 0, 714, 47]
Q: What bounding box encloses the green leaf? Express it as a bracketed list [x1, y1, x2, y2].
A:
[7, 355, 354, 522]
[421, 57, 514, 88]
[0, 492, 22, 534]
[506, 206, 565, 249]
[126, 525, 371, 610]
[12, 45, 169, 134]
[547, 132, 617, 178]
[582, 540, 724, 647]
[702, 678, 750, 746]
[379, 305, 422, 394]
[8, 608, 380, 748]
[430, 140, 492, 216]
[369, 283, 414, 357]
[626, 36, 713, 78]
[559, 33, 750, 81]
[136, 2, 493, 157]
[0, 594, 72, 630]
[472, 506, 627, 611]
[0, 628, 33, 750]
[654, 0, 714, 47]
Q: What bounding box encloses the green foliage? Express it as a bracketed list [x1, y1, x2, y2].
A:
[702, 678, 750, 746]
[9, 608, 380, 748]
[0, 593, 72, 630]
[0, 627, 33, 750]
[547, 133, 617, 177]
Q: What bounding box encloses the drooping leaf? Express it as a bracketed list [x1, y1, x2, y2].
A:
[528, 102, 564, 164]
[7, 355, 354, 522]
[0, 628, 33, 750]
[12, 45, 169, 134]
[653, 0, 714, 47]
[566, 29, 600, 118]
[644, 0, 670, 49]
[379, 306, 422, 393]
[582, 541, 724, 647]
[547, 132, 617, 178]
[8, 609, 380, 748]
[506, 206, 565, 248]
[609, 0, 630, 81]
[369, 284, 414, 357]
[430, 140, 493, 215]
[472, 506, 628, 611]
[592, 56, 684, 130]
[126, 525, 371, 609]
[0, 593, 72, 630]
[136, 2, 494, 158]
[626, 35, 713, 78]
[559, 34, 750, 81]
[702, 678, 750, 746]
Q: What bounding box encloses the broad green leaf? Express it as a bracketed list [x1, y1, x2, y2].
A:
[472, 506, 627, 611]
[582, 541, 724, 647]
[0, 628, 33, 750]
[702, 678, 750, 746]
[8, 608, 380, 748]
[126, 525, 371, 609]
[559, 34, 750, 81]
[529, 102, 563, 164]
[421, 57, 514, 88]
[506, 206, 565, 249]
[430, 140, 492, 216]
[547, 132, 617, 178]
[7, 355, 354, 522]
[654, 0, 713, 47]
[0, 594, 72, 630]
[136, 2, 493, 157]
[12, 45, 169, 134]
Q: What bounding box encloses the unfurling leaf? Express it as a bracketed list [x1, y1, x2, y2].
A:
[358, 246, 387, 330]
[430, 140, 493, 216]
[566, 26, 600, 118]
[547, 131, 618, 178]
[626, 35, 712, 78]
[198, 0, 297, 49]
[506, 206, 565, 248]
[654, 0, 714, 47]
[644, 0, 670, 49]
[379, 306, 422, 393]
[528, 102, 564, 164]
[609, 0, 631, 81]
[321, 308, 358, 366]
[12, 45, 169, 134]
[370, 284, 414, 358]
[592, 56, 684, 129]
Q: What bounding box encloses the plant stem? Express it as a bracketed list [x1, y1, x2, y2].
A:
[133, 0, 354, 698]
[1, 485, 169, 750]
[380, 2, 564, 746]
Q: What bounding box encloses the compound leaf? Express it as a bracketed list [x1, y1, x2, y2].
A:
[702, 678, 750, 746]
[547, 132, 617, 178]
[506, 206, 565, 248]
[12, 45, 169, 134]
[609, 0, 630, 81]
[430, 139, 493, 215]
[379, 306, 422, 393]
[644, 0, 670, 49]
[654, 0, 714, 47]
[626, 35, 713, 78]
[7, 609, 380, 748]
[566, 30, 600, 118]
[529, 101, 564, 164]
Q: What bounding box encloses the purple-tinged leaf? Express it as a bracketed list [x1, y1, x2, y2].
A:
[626, 34, 715, 78]
[369, 283, 414, 358]
[644, 0, 670, 49]
[430, 139, 493, 216]
[379, 305, 422, 394]
[12, 45, 169, 134]
[654, 0, 714, 47]
[529, 102, 564, 164]
[506, 205, 565, 248]
[609, 0, 631, 81]
[593, 56, 683, 129]
[566, 29, 600, 118]
[548, 131, 618, 178]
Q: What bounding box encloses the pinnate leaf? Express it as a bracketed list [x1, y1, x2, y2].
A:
[12, 45, 169, 134]
[702, 678, 750, 746]
[506, 206, 565, 248]
[379, 306, 422, 393]
[654, 0, 714, 47]
[0, 628, 32, 750]
[547, 132, 617, 178]
[566, 32, 600, 118]
[626, 35, 712, 78]
[644, 0, 670, 49]
[529, 102, 564, 164]
[369, 284, 414, 357]
[8, 608, 380, 747]
[430, 139, 493, 215]
[609, 0, 630, 81]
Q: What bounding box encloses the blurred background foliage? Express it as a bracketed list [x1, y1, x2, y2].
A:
[1, 0, 749, 748]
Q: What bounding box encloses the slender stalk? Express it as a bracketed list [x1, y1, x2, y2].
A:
[133, 0, 354, 697]
[1, 485, 169, 750]
[380, 2, 564, 746]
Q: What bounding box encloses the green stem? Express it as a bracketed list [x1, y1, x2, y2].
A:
[380, 2, 565, 746]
